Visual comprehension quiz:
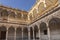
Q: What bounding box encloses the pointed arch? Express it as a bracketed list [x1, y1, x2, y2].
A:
[34, 25, 39, 39]
[8, 27, 15, 40]
[40, 22, 48, 40]
[16, 27, 22, 40]
[0, 26, 7, 40]
[49, 18, 60, 40]
[23, 27, 28, 40]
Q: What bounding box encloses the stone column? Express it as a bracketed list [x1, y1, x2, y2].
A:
[22, 28, 23, 40]
[0, 30, 1, 39]
[6, 28, 8, 40]
[47, 27, 50, 40]
[33, 27, 35, 40]
[28, 27, 30, 40]
[37, 25, 41, 40]
[47, 23, 50, 40]
[14, 28, 16, 40]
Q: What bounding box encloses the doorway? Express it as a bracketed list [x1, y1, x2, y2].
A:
[0, 31, 6, 40]
[0, 26, 6, 40]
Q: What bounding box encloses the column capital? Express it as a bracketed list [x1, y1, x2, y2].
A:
[36, 24, 40, 30]
[22, 28, 23, 32]
[6, 28, 9, 31]
[28, 27, 30, 32]
[15, 28, 17, 31]
[32, 27, 34, 30]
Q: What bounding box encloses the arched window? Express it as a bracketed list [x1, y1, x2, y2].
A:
[45, 0, 53, 8]
[0, 9, 8, 17]
[23, 14, 28, 20]
[44, 29, 47, 35]
[9, 11, 15, 18]
[38, 2, 46, 16]
[17, 13, 21, 19]
[33, 9, 37, 18]
[40, 22, 47, 35]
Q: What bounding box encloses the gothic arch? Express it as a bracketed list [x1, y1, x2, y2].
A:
[0, 26, 7, 31]
[16, 13, 22, 19]
[0, 9, 8, 17]
[23, 27, 28, 40]
[9, 11, 16, 18]
[16, 27, 22, 40]
[8, 27, 15, 40]
[34, 25, 39, 39]
[40, 22, 48, 40]
[38, 2, 45, 14]
[49, 18, 60, 40]
[0, 26, 7, 40]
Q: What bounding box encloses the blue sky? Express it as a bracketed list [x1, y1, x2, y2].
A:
[0, 0, 36, 11]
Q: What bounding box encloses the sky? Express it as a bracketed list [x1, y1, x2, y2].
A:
[0, 0, 36, 11]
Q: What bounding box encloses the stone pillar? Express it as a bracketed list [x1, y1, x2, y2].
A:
[6, 28, 8, 40]
[0, 30, 1, 39]
[14, 28, 16, 40]
[28, 27, 30, 40]
[47, 27, 50, 40]
[22, 28, 23, 40]
[47, 23, 50, 40]
[33, 27, 35, 40]
[37, 25, 41, 40]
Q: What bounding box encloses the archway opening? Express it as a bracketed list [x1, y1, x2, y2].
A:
[34, 25, 39, 40]
[49, 18, 60, 40]
[23, 27, 28, 40]
[16, 27, 22, 40]
[40, 22, 48, 40]
[8, 27, 15, 40]
[30, 27, 33, 40]
[0, 26, 6, 40]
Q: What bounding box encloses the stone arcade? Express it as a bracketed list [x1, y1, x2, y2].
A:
[0, 0, 60, 40]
